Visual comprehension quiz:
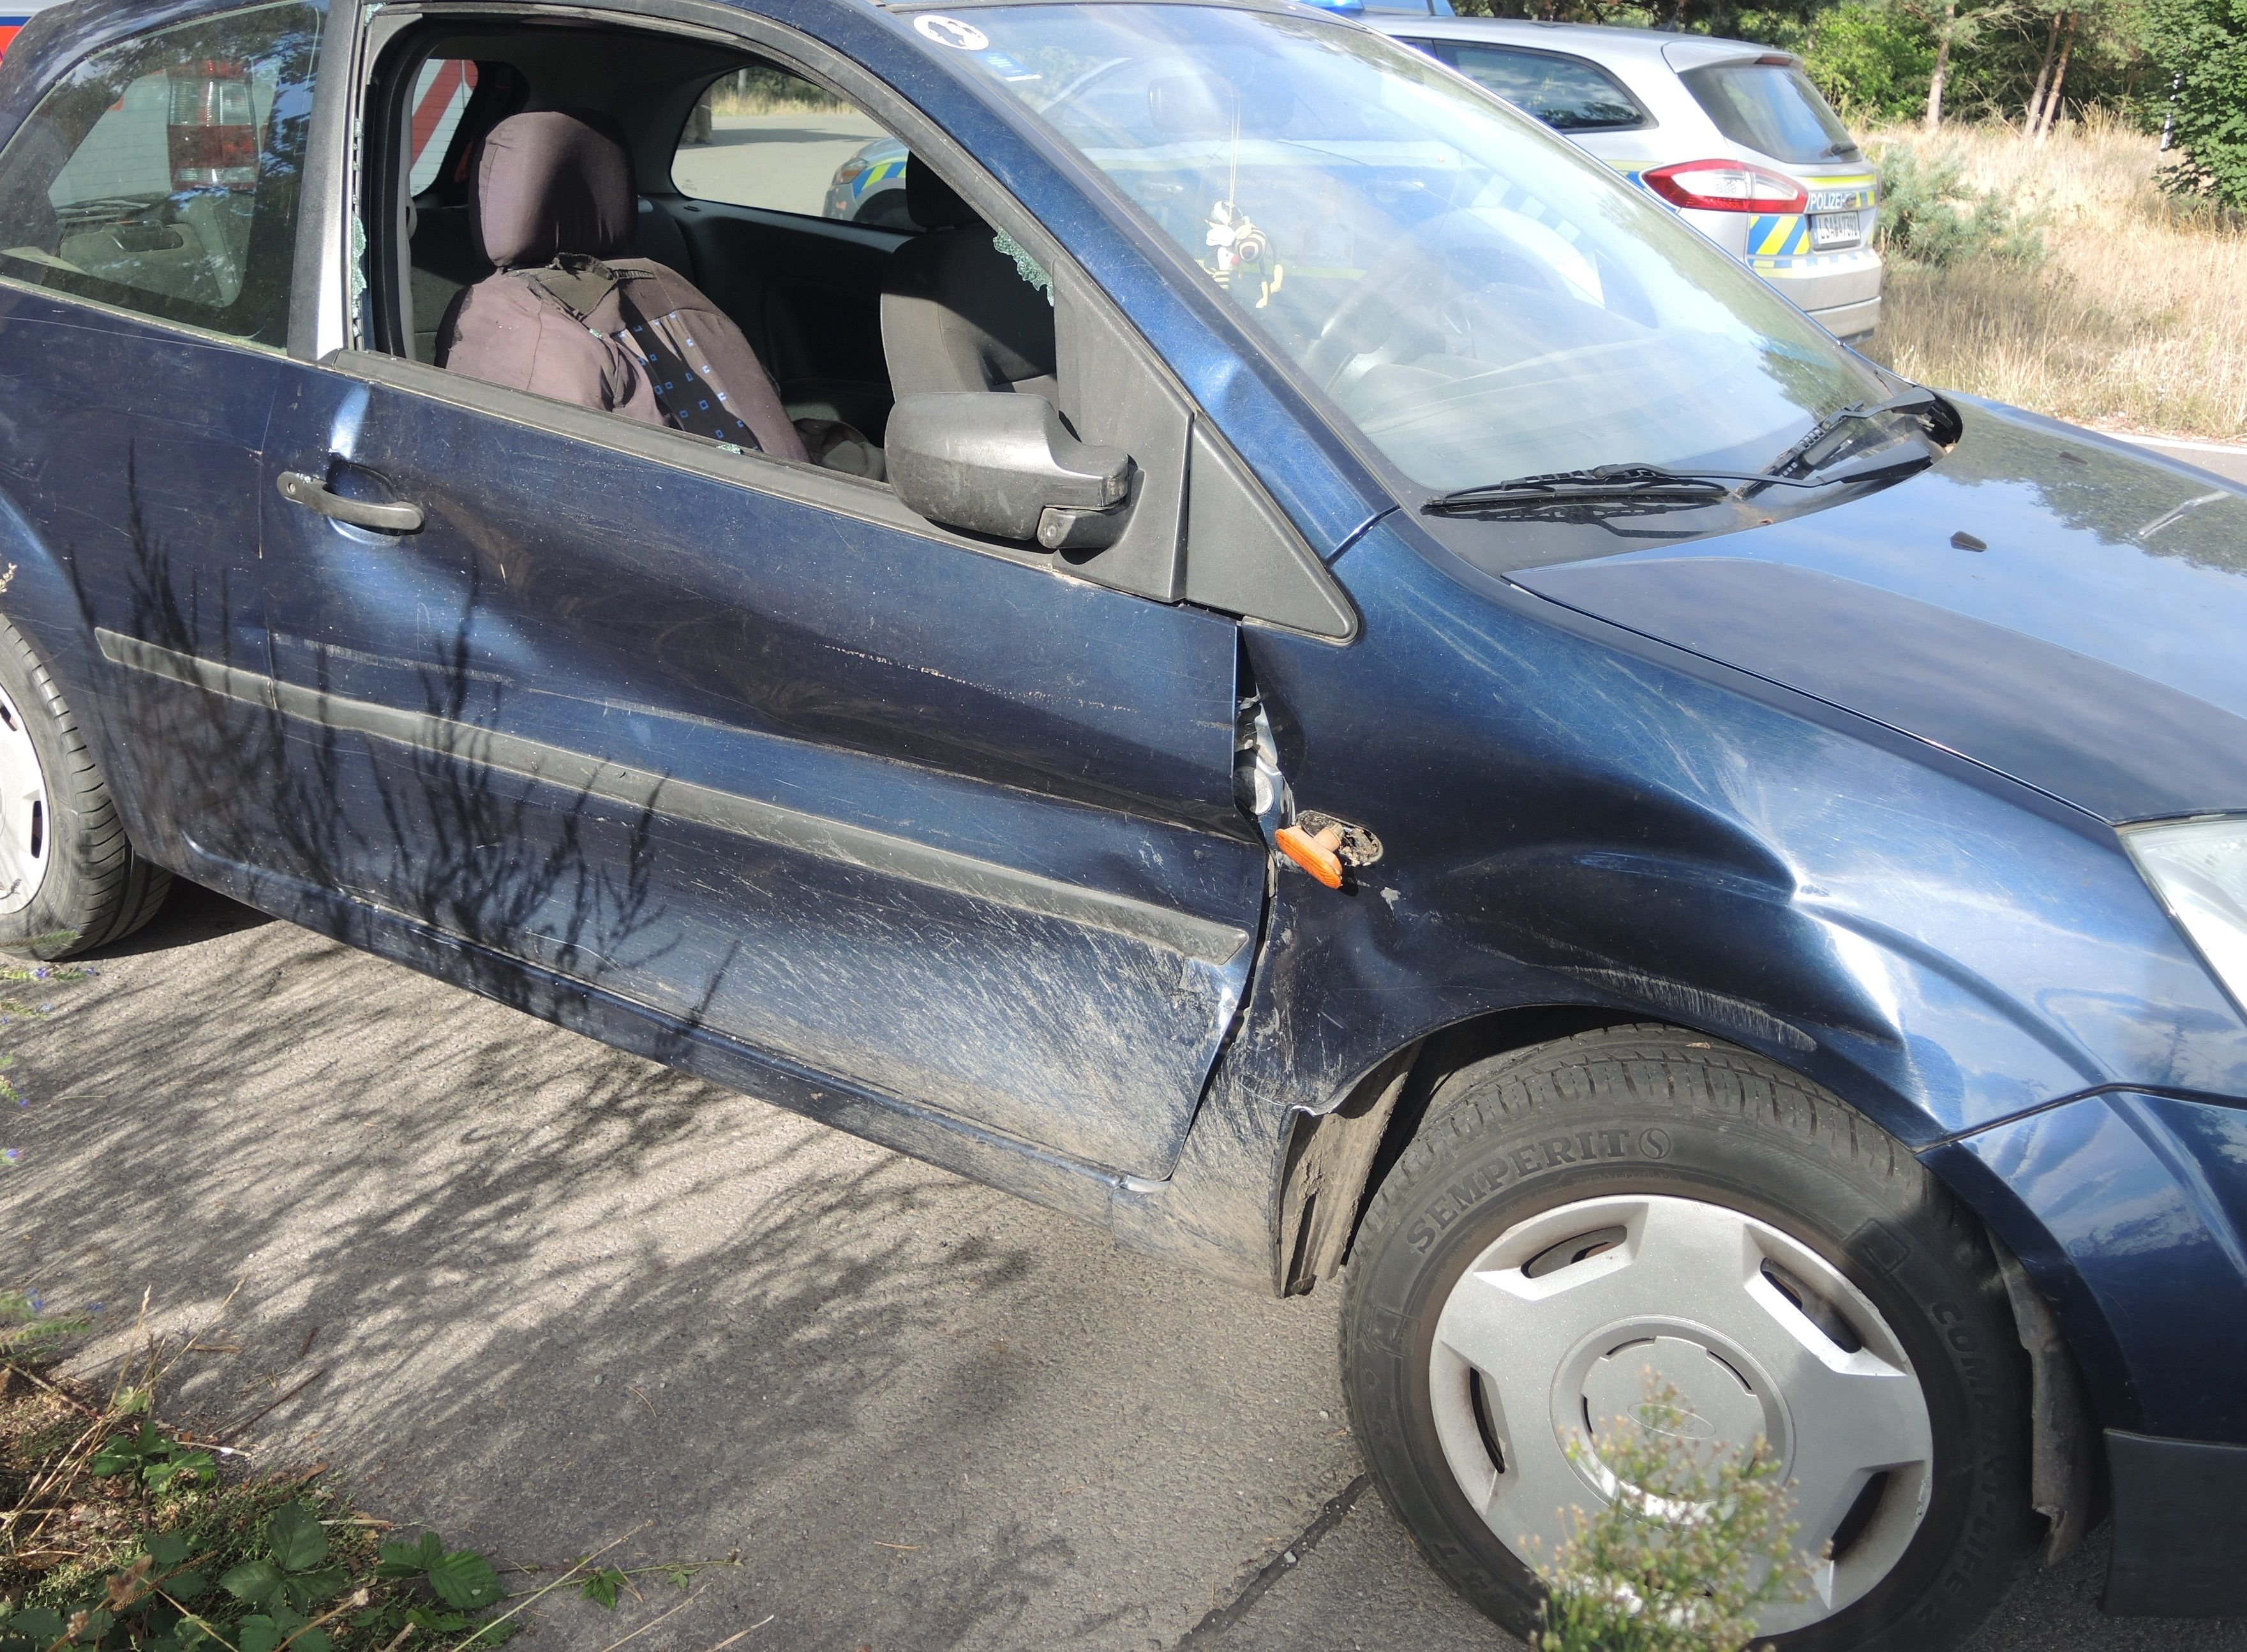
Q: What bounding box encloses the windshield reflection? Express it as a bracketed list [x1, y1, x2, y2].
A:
[954, 6, 1888, 492]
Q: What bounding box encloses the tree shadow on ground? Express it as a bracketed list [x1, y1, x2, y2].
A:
[17, 897, 1348, 1651]
[5, 446, 1364, 1648]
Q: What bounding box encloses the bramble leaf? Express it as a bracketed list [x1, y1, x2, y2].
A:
[236, 1615, 282, 1652]
[220, 1558, 283, 1605]
[377, 1531, 444, 1577]
[578, 1566, 627, 1609]
[266, 1501, 329, 1571]
[282, 1566, 348, 1611]
[147, 1533, 195, 1568]
[427, 1549, 503, 1610]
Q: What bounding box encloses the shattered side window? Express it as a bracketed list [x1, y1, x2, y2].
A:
[0, 0, 325, 346]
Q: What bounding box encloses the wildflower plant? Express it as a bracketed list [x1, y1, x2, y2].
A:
[1532, 1378, 1819, 1652]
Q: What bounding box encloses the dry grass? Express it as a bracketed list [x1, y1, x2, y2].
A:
[1862, 114, 2247, 443]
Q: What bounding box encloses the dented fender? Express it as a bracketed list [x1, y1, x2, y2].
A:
[1114, 517, 2247, 1293]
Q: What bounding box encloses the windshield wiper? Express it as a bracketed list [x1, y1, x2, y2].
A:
[1425, 403, 1948, 519]
[1422, 465, 1736, 516]
[1761, 389, 1944, 480]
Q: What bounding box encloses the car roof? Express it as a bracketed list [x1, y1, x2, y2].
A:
[1366, 16, 1775, 66]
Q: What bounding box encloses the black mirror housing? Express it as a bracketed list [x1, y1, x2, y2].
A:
[888, 392, 1133, 551]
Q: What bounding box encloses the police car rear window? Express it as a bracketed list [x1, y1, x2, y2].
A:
[1679, 59, 1858, 165]
[1439, 44, 1646, 133]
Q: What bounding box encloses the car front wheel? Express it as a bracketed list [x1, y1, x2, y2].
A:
[1341, 1024, 2034, 1652]
[0, 615, 170, 958]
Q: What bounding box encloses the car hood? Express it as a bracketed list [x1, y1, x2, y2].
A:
[1509, 399, 2247, 824]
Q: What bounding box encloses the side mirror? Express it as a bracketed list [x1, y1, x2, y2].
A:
[887, 392, 1133, 552]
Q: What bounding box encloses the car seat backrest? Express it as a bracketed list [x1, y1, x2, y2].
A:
[437, 109, 805, 463]
[879, 155, 1057, 401]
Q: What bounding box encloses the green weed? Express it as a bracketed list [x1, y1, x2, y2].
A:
[1532, 1379, 1818, 1652]
[1, 1296, 737, 1649]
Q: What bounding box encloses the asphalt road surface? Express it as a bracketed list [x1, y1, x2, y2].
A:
[10, 883, 2245, 1649]
[2127, 435, 2247, 489]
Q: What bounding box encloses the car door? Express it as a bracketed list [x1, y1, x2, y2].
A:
[0, 0, 325, 865]
[253, 353, 1263, 1179]
[248, 20, 1267, 1177]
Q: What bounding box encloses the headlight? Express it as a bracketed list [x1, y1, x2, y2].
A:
[2123, 815, 2247, 1010]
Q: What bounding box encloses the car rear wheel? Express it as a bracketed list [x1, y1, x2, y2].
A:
[1340, 1023, 2034, 1652]
[0, 616, 170, 958]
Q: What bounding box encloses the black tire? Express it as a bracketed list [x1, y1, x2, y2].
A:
[0, 616, 170, 958]
[1341, 1023, 2034, 1652]
[853, 188, 914, 230]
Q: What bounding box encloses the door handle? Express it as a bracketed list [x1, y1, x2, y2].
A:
[276, 470, 424, 533]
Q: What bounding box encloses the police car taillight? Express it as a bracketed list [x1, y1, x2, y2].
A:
[1641, 160, 1807, 215]
[166, 59, 258, 190]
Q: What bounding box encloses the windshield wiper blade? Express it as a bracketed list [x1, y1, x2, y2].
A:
[1422, 464, 1736, 516]
[1424, 435, 1940, 519]
[1762, 390, 1943, 480]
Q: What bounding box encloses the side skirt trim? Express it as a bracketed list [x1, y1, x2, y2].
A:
[96, 628, 1250, 964]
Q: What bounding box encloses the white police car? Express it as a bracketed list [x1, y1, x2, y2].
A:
[1373, 17, 1883, 341]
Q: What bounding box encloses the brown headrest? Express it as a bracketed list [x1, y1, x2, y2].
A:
[906, 155, 978, 232]
[472, 110, 633, 268]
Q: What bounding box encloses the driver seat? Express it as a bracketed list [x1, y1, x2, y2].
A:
[879, 158, 1057, 401]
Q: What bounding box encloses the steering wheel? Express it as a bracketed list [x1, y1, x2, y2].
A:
[1300, 207, 1567, 393]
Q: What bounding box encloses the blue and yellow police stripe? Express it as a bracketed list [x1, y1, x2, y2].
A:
[851, 155, 906, 205]
[1749, 213, 1814, 258]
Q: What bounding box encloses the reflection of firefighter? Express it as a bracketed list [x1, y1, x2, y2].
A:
[166, 59, 257, 190]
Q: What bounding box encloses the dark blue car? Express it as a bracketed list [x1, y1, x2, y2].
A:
[0, 0, 2241, 1642]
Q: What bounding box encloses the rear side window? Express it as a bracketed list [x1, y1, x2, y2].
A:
[671, 65, 909, 228]
[1440, 43, 1647, 133]
[0, 0, 323, 346]
[1680, 59, 1858, 164]
[406, 56, 477, 193]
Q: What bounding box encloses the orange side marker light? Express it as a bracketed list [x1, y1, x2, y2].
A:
[1275, 822, 1347, 889]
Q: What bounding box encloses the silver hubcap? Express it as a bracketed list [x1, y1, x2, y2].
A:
[1429, 1194, 1933, 1635]
[0, 680, 47, 917]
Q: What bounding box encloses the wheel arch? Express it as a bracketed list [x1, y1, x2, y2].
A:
[0, 484, 163, 858]
[1275, 1002, 1636, 1297]
[1278, 1006, 2109, 1572]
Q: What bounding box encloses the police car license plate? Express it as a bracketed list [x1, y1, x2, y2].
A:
[1810, 212, 1860, 249]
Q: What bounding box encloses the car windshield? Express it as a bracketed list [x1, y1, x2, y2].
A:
[1680, 59, 1860, 165]
[941, 4, 1885, 493]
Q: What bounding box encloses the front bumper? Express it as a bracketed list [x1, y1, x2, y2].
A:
[1930, 1090, 2247, 1616]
